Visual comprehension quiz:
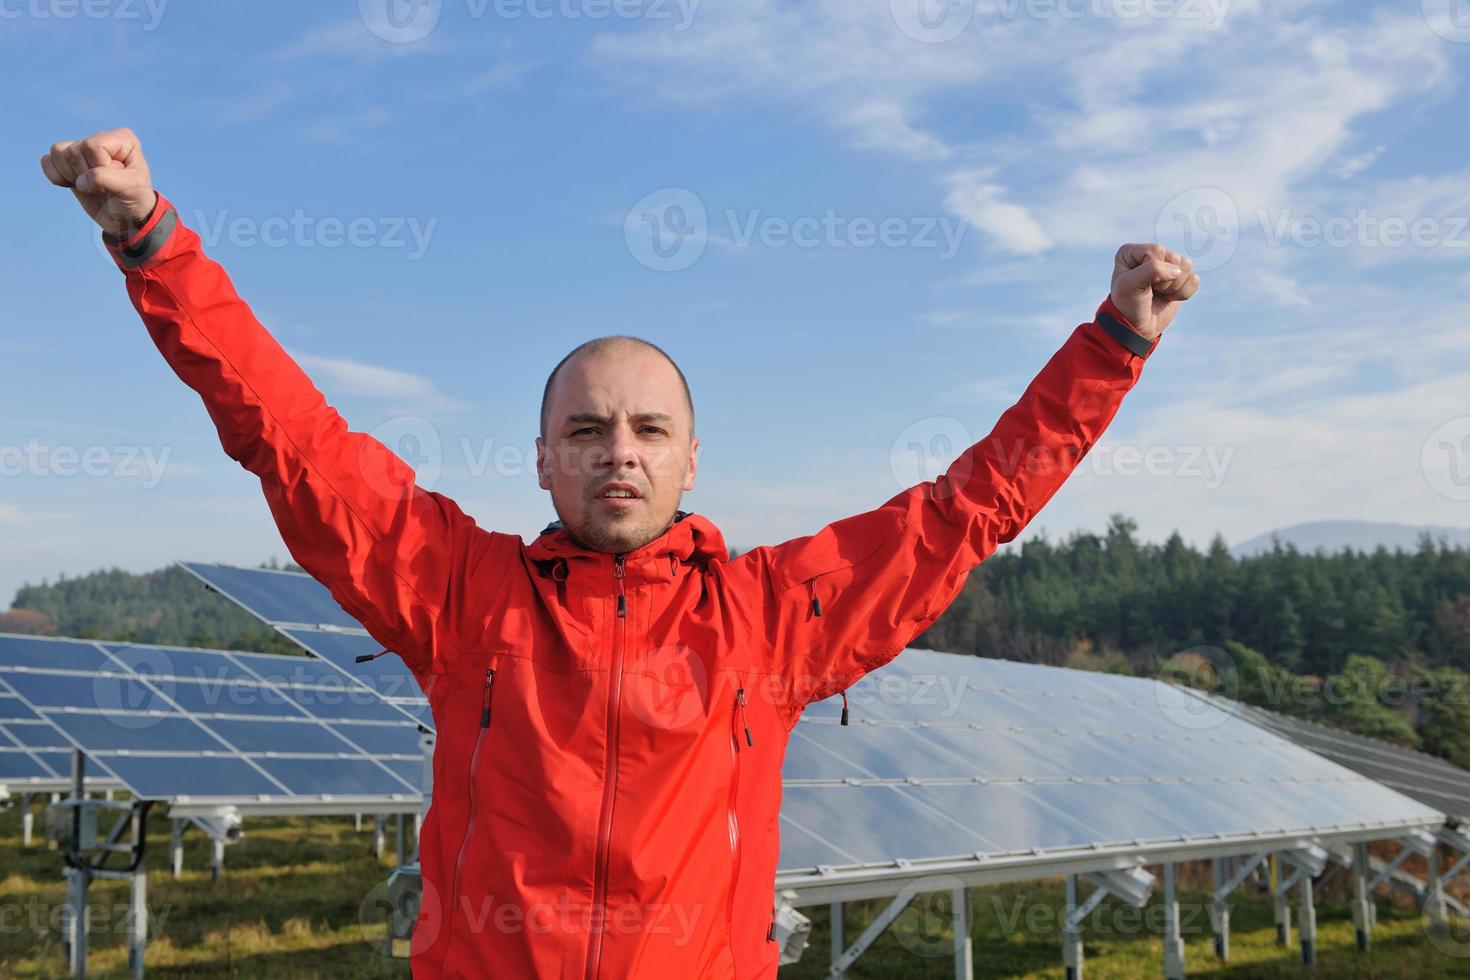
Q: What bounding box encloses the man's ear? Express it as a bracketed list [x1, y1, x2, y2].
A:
[683, 435, 699, 492]
[535, 436, 552, 491]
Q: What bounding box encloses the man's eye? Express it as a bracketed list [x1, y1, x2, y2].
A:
[572, 427, 596, 436]
[642, 427, 666, 435]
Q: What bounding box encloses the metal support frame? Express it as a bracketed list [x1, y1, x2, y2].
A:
[1162, 863, 1184, 980]
[1426, 843, 1449, 932]
[1209, 849, 1269, 962]
[1351, 842, 1372, 952]
[827, 890, 912, 977]
[1269, 853, 1297, 948]
[1063, 875, 1085, 980]
[21, 791, 36, 846]
[952, 886, 974, 980]
[50, 750, 152, 980]
[830, 901, 845, 979]
[1297, 867, 1317, 966]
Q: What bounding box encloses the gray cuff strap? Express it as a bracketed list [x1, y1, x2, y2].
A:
[1096, 310, 1154, 358]
[107, 207, 178, 270]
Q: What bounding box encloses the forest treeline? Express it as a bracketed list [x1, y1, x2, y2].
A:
[6, 518, 1470, 766]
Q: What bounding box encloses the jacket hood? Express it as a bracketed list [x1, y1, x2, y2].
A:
[524, 510, 729, 586]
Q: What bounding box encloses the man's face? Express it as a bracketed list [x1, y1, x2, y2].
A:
[536, 345, 699, 554]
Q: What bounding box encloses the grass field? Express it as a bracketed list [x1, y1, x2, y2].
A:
[3, 799, 1468, 977]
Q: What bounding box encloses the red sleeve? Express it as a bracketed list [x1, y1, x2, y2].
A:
[730, 298, 1154, 726]
[106, 192, 518, 677]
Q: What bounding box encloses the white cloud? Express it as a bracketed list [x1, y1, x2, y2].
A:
[287, 350, 470, 417]
[943, 170, 1053, 254]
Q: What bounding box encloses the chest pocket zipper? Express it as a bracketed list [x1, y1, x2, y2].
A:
[449, 661, 499, 944]
[727, 687, 754, 945]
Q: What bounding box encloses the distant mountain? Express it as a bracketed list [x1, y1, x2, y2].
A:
[1232, 520, 1470, 558]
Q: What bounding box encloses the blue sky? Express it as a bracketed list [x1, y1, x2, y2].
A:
[4, 0, 1470, 608]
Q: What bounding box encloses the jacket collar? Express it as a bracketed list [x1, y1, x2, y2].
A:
[525, 510, 729, 587]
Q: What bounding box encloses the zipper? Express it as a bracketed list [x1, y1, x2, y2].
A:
[586, 554, 627, 980]
[449, 666, 497, 938]
[806, 576, 823, 617]
[726, 687, 745, 942]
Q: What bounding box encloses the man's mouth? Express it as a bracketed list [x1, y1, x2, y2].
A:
[596, 483, 643, 503]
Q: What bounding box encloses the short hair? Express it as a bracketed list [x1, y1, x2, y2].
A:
[540, 335, 695, 440]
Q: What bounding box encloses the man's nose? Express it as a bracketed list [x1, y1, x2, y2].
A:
[605, 426, 641, 469]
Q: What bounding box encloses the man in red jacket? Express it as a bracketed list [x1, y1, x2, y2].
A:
[43, 129, 1198, 979]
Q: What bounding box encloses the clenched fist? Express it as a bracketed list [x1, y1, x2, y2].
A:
[40, 128, 158, 239]
[1110, 243, 1201, 342]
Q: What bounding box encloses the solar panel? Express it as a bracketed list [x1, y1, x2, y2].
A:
[179, 562, 430, 728]
[0, 678, 103, 792]
[1199, 692, 1470, 824]
[177, 562, 360, 629]
[0, 633, 424, 815]
[775, 649, 1444, 886]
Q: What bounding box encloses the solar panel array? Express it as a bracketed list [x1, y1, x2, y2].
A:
[179, 562, 430, 727]
[1198, 692, 1470, 825]
[0, 633, 424, 812]
[775, 650, 1444, 875]
[177, 562, 1446, 880]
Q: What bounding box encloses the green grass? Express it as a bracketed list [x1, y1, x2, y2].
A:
[4, 798, 1468, 977]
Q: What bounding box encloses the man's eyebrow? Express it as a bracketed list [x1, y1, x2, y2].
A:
[563, 412, 676, 426]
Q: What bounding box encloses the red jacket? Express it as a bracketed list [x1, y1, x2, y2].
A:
[106, 193, 1156, 978]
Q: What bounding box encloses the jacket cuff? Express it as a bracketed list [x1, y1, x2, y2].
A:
[1094, 294, 1158, 360]
[101, 191, 179, 273]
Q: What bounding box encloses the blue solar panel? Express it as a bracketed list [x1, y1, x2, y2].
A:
[776, 649, 1445, 874]
[179, 561, 360, 629]
[0, 675, 115, 790]
[0, 633, 424, 809]
[177, 563, 431, 730]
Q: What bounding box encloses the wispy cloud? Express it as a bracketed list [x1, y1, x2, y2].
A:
[287, 349, 470, 418]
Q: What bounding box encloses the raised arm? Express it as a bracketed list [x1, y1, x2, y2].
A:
[41, 129, 518, 678]
[731, 247, 1200, 725]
